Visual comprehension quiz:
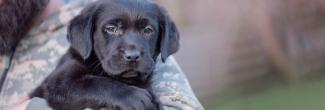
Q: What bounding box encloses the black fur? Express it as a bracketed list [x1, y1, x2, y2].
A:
[0, 0, 49, 54]
[30, 0, 179, 110]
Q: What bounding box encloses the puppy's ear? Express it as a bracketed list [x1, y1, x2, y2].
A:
[158, 8, 180, 62]
[67, 4, 98, 60]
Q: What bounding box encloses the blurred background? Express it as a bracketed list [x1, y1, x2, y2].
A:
[157, 0, 325, 110]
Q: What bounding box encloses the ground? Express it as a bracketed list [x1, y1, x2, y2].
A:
[206, 79, 325, 110]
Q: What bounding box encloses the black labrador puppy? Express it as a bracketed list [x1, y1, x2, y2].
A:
[30, 0, 179, 110]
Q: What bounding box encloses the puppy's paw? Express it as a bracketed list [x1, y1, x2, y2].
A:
[116, 87, 158, 110]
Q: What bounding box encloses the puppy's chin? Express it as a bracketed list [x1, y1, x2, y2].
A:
[105, 69, 149, 87]
[118, 71, 150, 86]
[120, 70, 140, 78]
[100, 60, 125, 75]
[101, 61, 151, 83]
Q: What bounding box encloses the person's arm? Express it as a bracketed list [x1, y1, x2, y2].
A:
[8, 56, 204, 110]
[150, 56, 204, 110]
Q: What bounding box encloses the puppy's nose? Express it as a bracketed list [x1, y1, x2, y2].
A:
[123, 50, 140, 61]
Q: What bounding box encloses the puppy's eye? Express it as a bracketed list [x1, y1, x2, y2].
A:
[104, 25, 118, 34]
[143, 26, 154, 35]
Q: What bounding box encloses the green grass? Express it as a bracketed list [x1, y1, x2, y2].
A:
[206, 80, 325, 110]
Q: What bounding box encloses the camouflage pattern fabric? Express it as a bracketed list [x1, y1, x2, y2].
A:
[0, 0, 203, 110]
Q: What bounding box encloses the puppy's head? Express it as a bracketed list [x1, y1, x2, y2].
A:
[67, 0, 179, 80]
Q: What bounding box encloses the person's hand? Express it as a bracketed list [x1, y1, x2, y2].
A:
[5, 97, 30, 110]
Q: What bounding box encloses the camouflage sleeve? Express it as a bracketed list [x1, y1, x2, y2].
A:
[0, 1, 84, 109]
[151, 56, 204, 110]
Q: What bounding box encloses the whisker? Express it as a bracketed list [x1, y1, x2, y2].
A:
[89, 60, 100, 67]
[91, 62, 103, 74]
